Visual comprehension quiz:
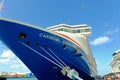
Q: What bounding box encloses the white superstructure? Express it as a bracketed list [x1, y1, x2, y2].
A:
[47, 24, 97, 75]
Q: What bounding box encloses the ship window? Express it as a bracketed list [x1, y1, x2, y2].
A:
[58, 28, 64, 31]
[86, 28, 90, 32]
[113, 52, 117, 56]
[19, 32, 26, 39]
[77, 30, 80, 33]
[80, 29, 90, 33]
[74, 49, 77, 53]
[73, 30, 77, 33]
[63, 44, 67, 49]
[58, 28, 72, 33]
[80, 29, 85, 33]
[26, 41, 30, 45]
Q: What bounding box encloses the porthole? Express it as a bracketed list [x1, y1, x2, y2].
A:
[74, 49, 77, 53]
[63, 44, 67, 49]
[19, 32, 26, 39]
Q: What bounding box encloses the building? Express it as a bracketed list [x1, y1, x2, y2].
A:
[104, 49, 120, 79]
[110, 49, 120, 72]
[0, 72, 9, 77]
[25, 72, 34, 77]
[9, 72, 18, 77]
[17, 73, 26, 77]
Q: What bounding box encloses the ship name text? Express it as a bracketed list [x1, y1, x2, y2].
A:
[39, 33, 60, 42]
[39, 33, 76, 48]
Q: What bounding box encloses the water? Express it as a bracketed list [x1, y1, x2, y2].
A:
[7, 78, 38, 80]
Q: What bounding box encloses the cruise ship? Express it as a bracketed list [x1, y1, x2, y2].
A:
[0, 18, 97, 80]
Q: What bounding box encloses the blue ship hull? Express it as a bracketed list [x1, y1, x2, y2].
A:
[0, 18, 95, 80]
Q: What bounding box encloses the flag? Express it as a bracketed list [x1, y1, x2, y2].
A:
[0, 0, 5, 11]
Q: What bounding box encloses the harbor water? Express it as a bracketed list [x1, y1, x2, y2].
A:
[6, 78, 38, 80]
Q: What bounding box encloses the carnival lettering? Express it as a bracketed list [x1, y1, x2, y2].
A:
[39, 33, 60, 42]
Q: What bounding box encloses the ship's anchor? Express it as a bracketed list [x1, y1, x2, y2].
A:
[61, 66, 83, 80]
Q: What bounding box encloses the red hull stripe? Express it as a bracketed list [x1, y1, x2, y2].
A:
[55, 32, 83, 49]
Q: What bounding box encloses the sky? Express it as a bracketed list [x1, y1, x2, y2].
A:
[0, 0, 120, 76]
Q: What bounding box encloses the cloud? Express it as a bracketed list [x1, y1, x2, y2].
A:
[10, 62, 28, 70]
[104, 22, 119, 35]
[0, 50, 29, 70]
[11, 64, 22, 68]
[106, 28, 119, 35]
[0, 58, 10, 64]
[105, 28, 119, 36]
[90, 36, 110, 46]
[10, 58, 29, 70]
[1, 50, 15, 59]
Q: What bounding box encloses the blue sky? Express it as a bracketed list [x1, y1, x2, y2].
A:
[0, 0, 120, 76]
